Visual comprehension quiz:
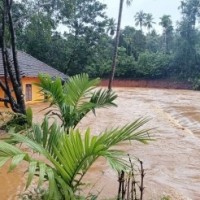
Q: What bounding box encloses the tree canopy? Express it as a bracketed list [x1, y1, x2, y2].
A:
[6, 0, 200, 89]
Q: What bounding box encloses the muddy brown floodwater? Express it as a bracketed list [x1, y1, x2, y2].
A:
[1, 87, 200, 199]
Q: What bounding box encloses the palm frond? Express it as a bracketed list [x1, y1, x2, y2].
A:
[96, 118, 152, 147]
[64, 73, 100, 108]
[26, 161, 37, 189]
[8, 153, 26, 172]
[28, 118, 63, 146]
[0, 137, 73, 199]
[37, 73, 117, 131]
[37, 74, 64, 106]
[90, 89, 117, 109]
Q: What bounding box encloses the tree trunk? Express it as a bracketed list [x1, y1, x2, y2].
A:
[165, 30, 167, 53]
[0, 0, 26, 114]
[1, 0, 17, 112]
[108, 0, 124, 91]
[6, 0, 26, 113]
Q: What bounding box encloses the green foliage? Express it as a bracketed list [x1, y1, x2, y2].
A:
[16, 0, 110, 76]
[188, 76, 200, 90]
[136, 51, 172, 78]
[146, 30, 161, 53]
[37, 73, 117, 131]
[26, 107, 33, 127]
[120, 26, 146, 60]
[85, 34, 113, 78]
[12, 0, 200, 87]
[144, 13, 155, 32]
[115, 47, 137, 78]
[0, 108, 33, 132]
[160, 195, 171, 200]
[63, 0, 109, 75]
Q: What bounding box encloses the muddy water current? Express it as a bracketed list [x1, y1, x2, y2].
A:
[1, 88, 200, 199]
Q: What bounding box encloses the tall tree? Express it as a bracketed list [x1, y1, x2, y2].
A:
[0, 0, 26, 114]
[174, 0, 200, 78]
[145, 30, 160, 53]
[134, 10, 146, 31]
[179, 0, 200, 27]
[159, 15, 173, 53]
[106, 18, 116, 36]
[108, 0, 133, 90]
[144, 13, 155, 33]
[120, 26, 146, 60]
[62, 0, 108, 75]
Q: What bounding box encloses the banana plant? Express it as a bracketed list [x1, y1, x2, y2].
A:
[0, 117, 152, 199]
[37, 73, 117, 132]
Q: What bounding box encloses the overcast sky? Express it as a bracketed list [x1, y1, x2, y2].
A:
[100, 0, 182, 33]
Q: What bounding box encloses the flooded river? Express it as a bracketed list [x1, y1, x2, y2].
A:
[1, 87, 200, 199]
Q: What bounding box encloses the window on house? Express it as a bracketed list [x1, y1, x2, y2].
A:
[25, 84, 32, 101]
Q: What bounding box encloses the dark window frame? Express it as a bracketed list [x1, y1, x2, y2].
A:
[25, 84, 32, 101]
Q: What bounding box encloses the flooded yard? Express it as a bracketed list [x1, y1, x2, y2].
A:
[1, 87, 200, 199]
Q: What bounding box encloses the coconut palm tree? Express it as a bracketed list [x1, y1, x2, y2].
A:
[134, 10, 146, 31]
[159, 15, 173, 53]
[159, 15, 172, 31]
[108, 0, 133, 91]
[144, 13, 155, 33]
[106, 18, 116, 36]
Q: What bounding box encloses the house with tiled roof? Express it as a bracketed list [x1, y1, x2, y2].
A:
[0, 49, 67, 106]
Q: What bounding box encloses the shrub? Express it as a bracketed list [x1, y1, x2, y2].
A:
[136, 51, 173, 78]
[1, 107, 33, 132]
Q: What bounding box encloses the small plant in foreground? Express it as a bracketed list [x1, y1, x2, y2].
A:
[37, 73, 117, 132]
[0, 74, 152, 199]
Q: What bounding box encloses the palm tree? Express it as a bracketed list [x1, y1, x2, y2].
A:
[159, 15, 172, 30]
[159, 15, 173, 53]
[108, 0, 133, 91]
[37, 73, 117, 132]
[0, 110, 151, 199]
[106, 18, 116, 36]
[134, 10, 146, 31]
[144, 13, 155, 33]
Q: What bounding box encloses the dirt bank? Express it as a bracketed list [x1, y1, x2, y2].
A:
[101, 79, 192, 89]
